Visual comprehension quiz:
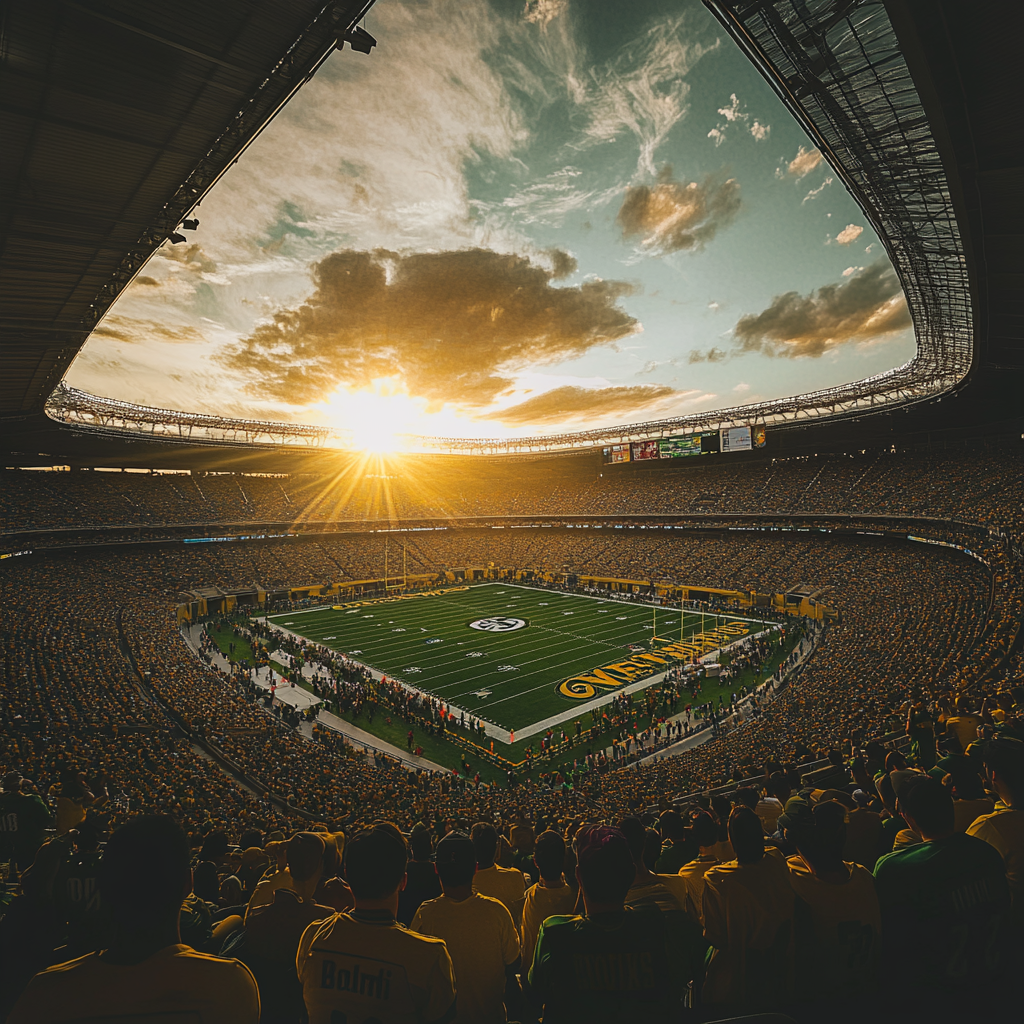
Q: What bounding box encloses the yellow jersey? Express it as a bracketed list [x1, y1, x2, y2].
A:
[472, 864, 526, 915]
[677, 854, 719, 923]
[787, 856, 881, 1000]
[7, 944, 259, 1024]
[967, 807, 1024, 913]
[702, 855, 795, 1008]
[520, 881, 577, 972]
[297, 909, 455, 1024]
[411, 894, 519, 1024]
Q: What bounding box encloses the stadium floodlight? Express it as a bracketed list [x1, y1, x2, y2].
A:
[339, 26, 376, 53]
[167, 232, 187, 244]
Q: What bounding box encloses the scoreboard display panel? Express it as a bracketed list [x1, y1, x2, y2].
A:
[631, 440, 660, 460]
[602, 444, 631, 464]
[720, 425, 752, 452]
[658, 435, 702, 458]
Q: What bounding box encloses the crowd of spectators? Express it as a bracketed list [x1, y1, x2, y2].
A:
[1, 442, 1022, 1021]
[3, 438, 1021, 536]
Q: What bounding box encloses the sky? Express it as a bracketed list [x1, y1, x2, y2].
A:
[67, 0, 916, 445]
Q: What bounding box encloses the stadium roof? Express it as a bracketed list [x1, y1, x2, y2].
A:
[1, 0, 1020, 467]
[0, 0, 373, 417]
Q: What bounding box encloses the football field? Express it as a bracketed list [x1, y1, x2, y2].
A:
[266, 583, 757, 735]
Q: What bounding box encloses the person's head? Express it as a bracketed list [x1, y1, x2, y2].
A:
[642, 828, 662, 871]
[100, 815, 191, 928]
[287, 832, 326, 885]
[199, 830, 229, 862]
[768, 773, 791, 803]
[733, 787, 759, 811]
[794, 801, 847, 873]
[657, 809, 684, 842]
[409, 825, 433, 862]
[729, 807, 764, 864]
[511, 824, 535, 855]
[895, 775, 955, 839]
[2, 771, 22, 793]
[471, 822, 499, 869]
[690, 810, 718, 851]
[574, 825, 634, 911]
[977, 737, 1024, 807]
[617, 817, 646, 870]
[344, 826, 408, 905]
[219, 874, 243, 905]
[434, 831, 476, 891]
[533, 830, 565, 882]
[239, 829, 264, 851]
[711, 796, 732, 839]
[192, 860, 220, 902]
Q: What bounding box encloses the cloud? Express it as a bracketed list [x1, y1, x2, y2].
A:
[802, 177, 833, 203]
[523, 0, 568, 27]
[733, 381, 750, 392]
[688, 346, 729, 363]
[485, 383, 678, 425]
[617, 166, 741, 255]
[218, 248, 640, 407]
[732, 260, 912, 358]
[707, 94, 770, 147]
[93, 315, 206, 345]
[836, 223, 864, 245]
[842, 266, 863, 277]
[583, 16, 719, 176]
[546, 248, 578, 278]
[707, 301, 720, 312]
[785, 145, 823, 178]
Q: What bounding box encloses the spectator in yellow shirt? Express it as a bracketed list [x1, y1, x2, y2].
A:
[520, 830, 577, 972]
[298, 825, 456, 1024]
[8, 815, 260, 1024]
[702, 807, 796, 1010]
[677, 811, 721, 924]
[471, 822, 526, 914]
[412, 831, 522, 1023]
[967, 736, 1024, 915]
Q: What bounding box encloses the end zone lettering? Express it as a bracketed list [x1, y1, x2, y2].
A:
[558, 622, 749, 699]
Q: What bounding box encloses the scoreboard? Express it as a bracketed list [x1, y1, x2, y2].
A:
[603, 425, 765, 465]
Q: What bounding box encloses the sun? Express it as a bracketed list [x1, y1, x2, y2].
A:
[316, 379, 427, 454]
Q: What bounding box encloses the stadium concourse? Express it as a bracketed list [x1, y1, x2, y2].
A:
[2, 448, 1023, 1022]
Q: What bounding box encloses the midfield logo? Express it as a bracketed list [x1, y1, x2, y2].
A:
[468, 617, 527, 632]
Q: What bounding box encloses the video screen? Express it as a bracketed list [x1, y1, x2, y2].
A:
[658, 435, 702, 458]
[631, 440, 660, 461]
[720, 425, 752, 452]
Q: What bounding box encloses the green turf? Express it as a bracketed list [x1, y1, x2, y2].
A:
[266, 583, 761, 733]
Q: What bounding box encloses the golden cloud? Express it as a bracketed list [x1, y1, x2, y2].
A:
[218, 248, 640, 406]
[786, 145, 822, 178]
[617, 166, 740, 254]
[485, 384, 679, 426]
[732, 260, 912, 358]
[92, 315, 205, 345]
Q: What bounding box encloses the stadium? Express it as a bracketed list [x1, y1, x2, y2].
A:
[0, 2, 1020, 1023]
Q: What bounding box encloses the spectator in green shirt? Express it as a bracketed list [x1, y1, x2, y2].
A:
[0, 772, 54, 872]
[874, 774, 1010, 1003]
[529, 825, 678, 1023]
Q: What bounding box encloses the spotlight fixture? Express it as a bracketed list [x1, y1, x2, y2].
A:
[181, 218, 199, 230]
[168, 232, 187, 244]
[338, 25, 376, 53]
